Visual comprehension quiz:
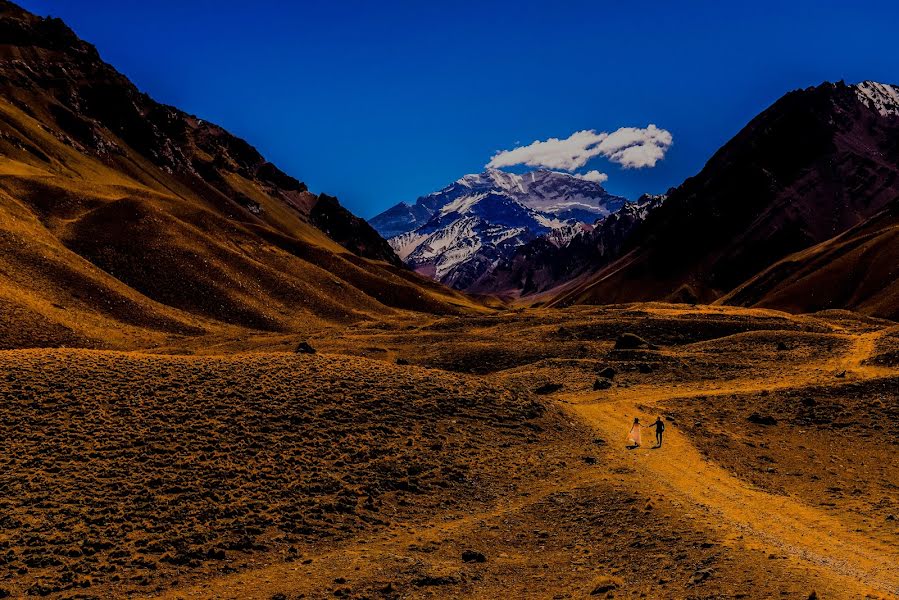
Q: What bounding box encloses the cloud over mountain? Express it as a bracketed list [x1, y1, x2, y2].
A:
[572, 170, 609, 183]
[486, 125, 673, 172]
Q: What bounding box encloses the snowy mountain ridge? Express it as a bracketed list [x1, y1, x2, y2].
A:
[369, 169, 627, 289]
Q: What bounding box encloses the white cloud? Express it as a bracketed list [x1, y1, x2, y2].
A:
[486, 124, 672, 172]
[573, 170, 609, 183]
[595, 125, 673, 168]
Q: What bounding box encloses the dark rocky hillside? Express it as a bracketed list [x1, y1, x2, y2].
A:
[550, 81, 899, 318]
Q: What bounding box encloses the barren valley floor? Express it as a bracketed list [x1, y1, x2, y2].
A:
[1, 304, 897, 599]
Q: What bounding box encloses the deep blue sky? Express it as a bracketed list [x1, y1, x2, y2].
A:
[18, 0, 899, 217]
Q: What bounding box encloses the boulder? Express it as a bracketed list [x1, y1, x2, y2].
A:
[461, 549, 486, 563]
[590, 575, 622, 595]
[294, 341, 316, 354]
[593, 378, 612, 391]
[748, 413, 778, 426]
[535, 383, 563, 395]
[598, 366, 617, 379]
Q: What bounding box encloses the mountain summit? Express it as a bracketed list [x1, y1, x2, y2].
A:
[370, 169, 625, 289]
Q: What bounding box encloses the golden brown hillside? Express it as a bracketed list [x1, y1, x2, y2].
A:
[0, 2, 483, 351]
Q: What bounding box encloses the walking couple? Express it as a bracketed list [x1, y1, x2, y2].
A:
[628, 417, 664, 448]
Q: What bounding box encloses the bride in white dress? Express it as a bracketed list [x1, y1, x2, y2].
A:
[628, 417, 644, 447]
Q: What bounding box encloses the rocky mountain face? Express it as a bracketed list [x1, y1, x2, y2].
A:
[370, 168, 626, 289]
[548, 81, 899, 319]
[470, 193, 667, 297]
[0, 1, 476, 347]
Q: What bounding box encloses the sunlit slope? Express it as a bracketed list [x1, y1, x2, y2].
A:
[0, 6, 484, 348]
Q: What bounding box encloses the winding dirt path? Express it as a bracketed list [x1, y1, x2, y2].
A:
[150, 325, 899, 599]
[561, 328, 899, 598]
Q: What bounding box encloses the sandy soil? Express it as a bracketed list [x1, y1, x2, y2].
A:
[0, 304, 896, 599]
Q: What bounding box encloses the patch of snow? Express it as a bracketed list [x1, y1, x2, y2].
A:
[439, 192, 488, 216]
[854, 81, 899, 117]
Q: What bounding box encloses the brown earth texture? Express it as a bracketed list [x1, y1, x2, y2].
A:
[0, 303, 896, 599]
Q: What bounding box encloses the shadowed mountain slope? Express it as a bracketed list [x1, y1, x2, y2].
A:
[547, 81, 899, 319]
[719, 197, 899, 319]
[470, 193, 667, 299]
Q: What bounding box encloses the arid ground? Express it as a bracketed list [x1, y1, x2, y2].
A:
[0, 303, 896, 599]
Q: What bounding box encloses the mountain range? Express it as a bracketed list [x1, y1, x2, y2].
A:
[0, 0, 897, 354]
[546, 80, 899, 318]
[372, 81, 899, 319]
[370, 168, 626, 289]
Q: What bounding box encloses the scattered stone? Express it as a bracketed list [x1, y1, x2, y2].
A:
[461, 550, 486, 563]
[395, 358, 410, 365]
[535, 383, 563, 395]
[886, 514, 896, 521]
[776, 341, 789, 351]
[582, 456, 597, 465]
[748, 413, 778, 426]
[598, 367, 616, 379]
[637, 363, 654, 373]
[294, 341, 316, 354]
[593, 378, 612, 391]
[807, 592, 818, 600]
[835, 370, 846, 378]
[691, 567, 714, 584]
[614, 333, 657, 350]
[205, 548, 226, 560]
[556, 326, 574, 340]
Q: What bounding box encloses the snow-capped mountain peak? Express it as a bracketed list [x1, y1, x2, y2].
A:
[369, 168, 627, 290]
[854, 81, 899, 117]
